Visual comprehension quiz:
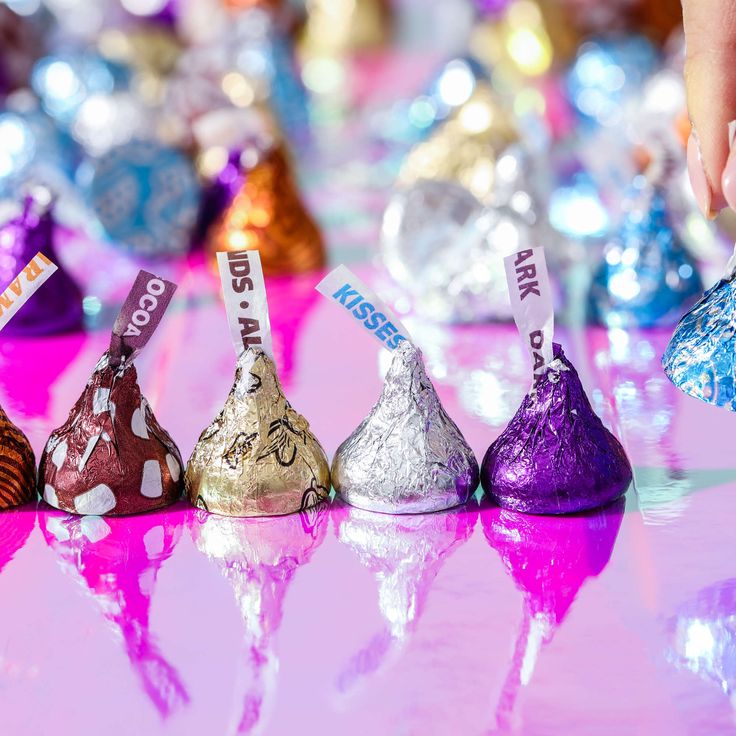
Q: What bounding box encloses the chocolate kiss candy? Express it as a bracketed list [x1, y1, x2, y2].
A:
[662, 269, 736, 410]
[185, 348, 330, 517]
[39, 353, 184, 516]
[332, 341, 479, 514]
[588, 187, 702, 328]
[481, 344, 632, 514]
[0, 195, 84, 336]
[206, 146, 326, 276]
[0, 404, 35, 509]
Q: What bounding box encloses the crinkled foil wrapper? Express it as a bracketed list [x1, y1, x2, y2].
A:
[207, 146, 326, 277]
[662, 275, 736, 409]
[589, 188, 702, 328]
[481, 344, 632, 515]
[39, 353, 184, 516]
[0, 404, 35, 509]
[381, 180, 537, 323]
[185, 348, 330, 517]
[332, 342, 479, 514]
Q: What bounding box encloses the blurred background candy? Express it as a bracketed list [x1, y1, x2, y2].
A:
[0, 0, 728, 332]
[0, 189, 84, 335]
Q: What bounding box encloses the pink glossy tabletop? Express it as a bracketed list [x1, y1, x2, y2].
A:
[0, 257, 734, 736]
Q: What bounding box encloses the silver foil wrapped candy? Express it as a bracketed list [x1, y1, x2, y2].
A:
[381, 184, 536, 324]
[331, 341, 479, 514]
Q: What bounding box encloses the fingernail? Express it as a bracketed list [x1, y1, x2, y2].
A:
[687, 130, 713, 218]
[722, 120, 736, 211]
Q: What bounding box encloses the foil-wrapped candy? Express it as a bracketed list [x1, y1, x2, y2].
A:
[39, 352, 184, 516]
[207, 145, 326, 276]
[299, 0, 392, 56]
[589, 186, 703, 328]
[332, 341, 479, 514]
[0, 403, 35, 510]
[381, 178, 538, 323]
[397, 80, 518, 203]
[0, 193, 84, 336]
[662, 258, 736, 410]
[185, 347, 330, 517]
[481, 343, 632, 514]
[87, 139, 201, 257]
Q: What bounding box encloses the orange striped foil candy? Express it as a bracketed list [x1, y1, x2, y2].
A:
[0, 404, 35, 509]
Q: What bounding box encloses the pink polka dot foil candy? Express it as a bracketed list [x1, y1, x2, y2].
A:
[39, 271, 184, 516]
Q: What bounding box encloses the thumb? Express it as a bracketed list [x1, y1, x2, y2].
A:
[683, 0, 736, 217]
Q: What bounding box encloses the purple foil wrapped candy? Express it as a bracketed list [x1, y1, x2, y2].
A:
[481, 343, 632, 514]
[0, 195, 84, 336]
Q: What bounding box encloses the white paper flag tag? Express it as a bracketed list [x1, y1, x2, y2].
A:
[316, 265, 410, 351]
[504, 247, 554, 385]
[0, 252, 58, 332]
[217, 250, 273, 358]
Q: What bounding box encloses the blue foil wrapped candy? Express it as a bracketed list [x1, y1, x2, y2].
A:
[662, 261, 736, 409]
[588, 186, 703, 328]
[87, 139, 200, 257]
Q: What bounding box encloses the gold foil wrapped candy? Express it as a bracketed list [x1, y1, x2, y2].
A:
[207, 146, 326, 276]
[185, 347, 330, 516]
[397, 81, 519, 202]
[300, 0, 392, 56]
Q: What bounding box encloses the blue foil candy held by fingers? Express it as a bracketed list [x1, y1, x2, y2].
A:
[662, 247, 736, 410]
[588, 184, 703, 328]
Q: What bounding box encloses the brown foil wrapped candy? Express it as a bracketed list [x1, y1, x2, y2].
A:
[39, 271, 183, 516]
[207, 146, 326, 276]
[186, 347, 330, 516]
[39, 353, 184, 516]
[0, 404, 35, 510]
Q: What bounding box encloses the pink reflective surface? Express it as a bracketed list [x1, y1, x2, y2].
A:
[1, 263, 736, 735]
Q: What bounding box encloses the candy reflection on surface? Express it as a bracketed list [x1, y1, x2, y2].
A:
[668, 579, 736, 708]
[482, 497, 624, 728]
[189, 505, 328, 733]
[0, 505, 35, 572]
[39, 509, 189, 717]
[333, 501, 476, 690]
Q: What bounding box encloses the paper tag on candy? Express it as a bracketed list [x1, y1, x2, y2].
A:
[109, 270, 177, 367]
[0, 252, 58, 332]
[217, 250, 273, 358]
[316, 265, 410, 351]
[504, 247, 554, 384]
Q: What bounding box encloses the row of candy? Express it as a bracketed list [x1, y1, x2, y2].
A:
[0, 245, 635, 521]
